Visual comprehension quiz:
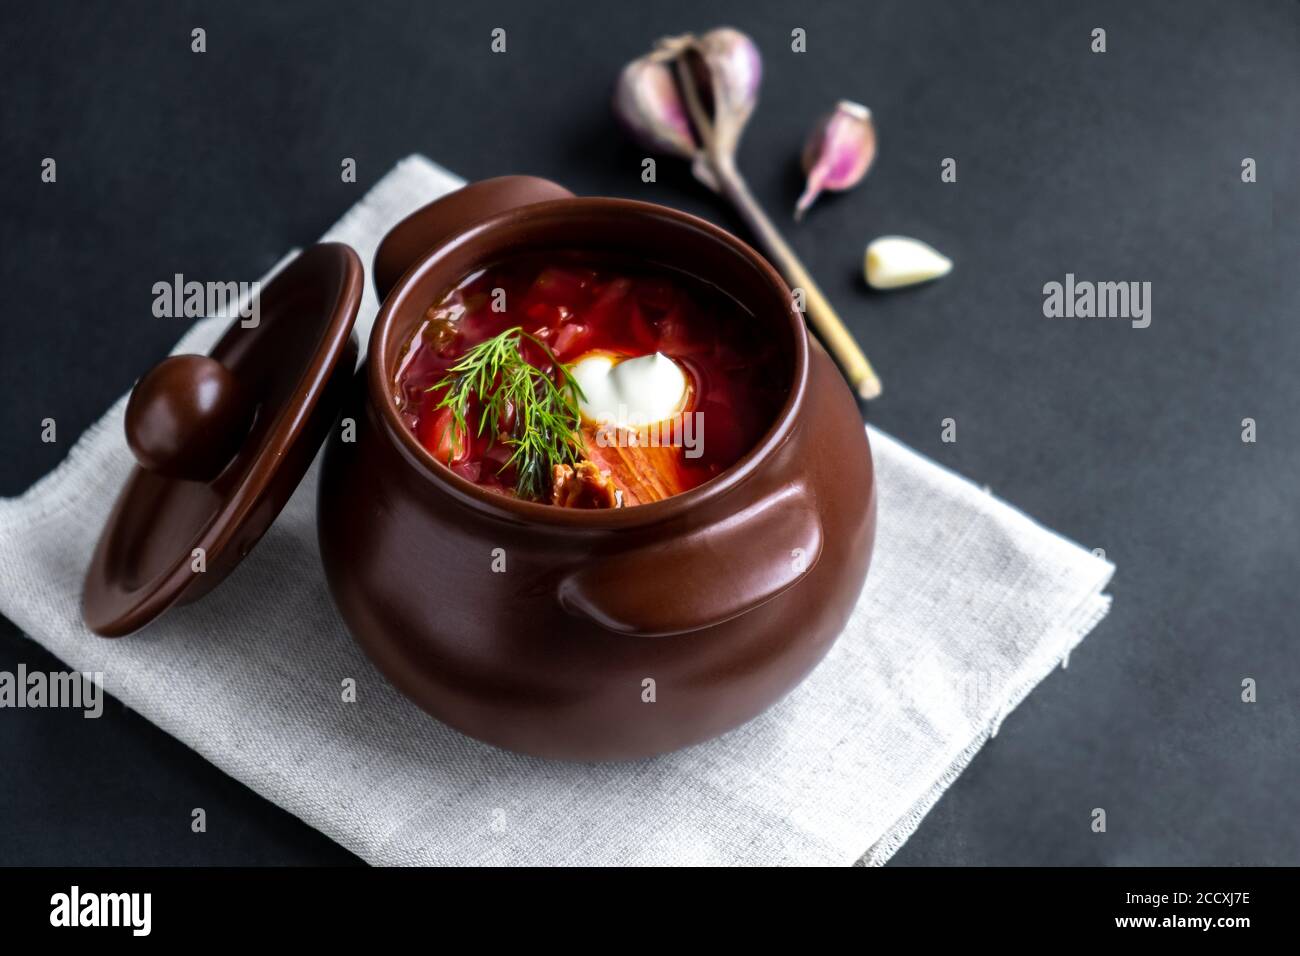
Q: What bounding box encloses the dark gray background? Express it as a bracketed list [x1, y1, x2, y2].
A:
[1, 0, 1296, 865]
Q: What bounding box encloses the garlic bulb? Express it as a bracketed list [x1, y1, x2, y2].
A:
[612, 27, 762, 191]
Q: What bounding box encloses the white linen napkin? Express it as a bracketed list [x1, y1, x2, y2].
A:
[0, 155, 1114, 866]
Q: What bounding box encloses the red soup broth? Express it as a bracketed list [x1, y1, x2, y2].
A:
[393, 253, 791, 505]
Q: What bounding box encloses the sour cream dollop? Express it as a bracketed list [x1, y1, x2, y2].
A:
[570, 351, 687, 427]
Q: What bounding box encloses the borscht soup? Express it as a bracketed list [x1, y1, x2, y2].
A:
[393, 252, 790, 508]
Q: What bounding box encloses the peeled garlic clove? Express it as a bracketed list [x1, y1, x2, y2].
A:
[864, 236, 952, 289]
[795, 101, 876, 220]
[613, 54, 699, 160]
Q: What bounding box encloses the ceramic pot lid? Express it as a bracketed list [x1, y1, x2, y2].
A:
[83, 242, 364, 636]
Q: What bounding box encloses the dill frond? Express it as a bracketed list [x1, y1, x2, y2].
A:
[427, 327, 585, 500]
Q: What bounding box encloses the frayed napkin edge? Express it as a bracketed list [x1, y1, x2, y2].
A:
[857, 589, 1113, 866]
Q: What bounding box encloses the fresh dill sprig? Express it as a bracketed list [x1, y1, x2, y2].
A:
[427, 327, 586, 500]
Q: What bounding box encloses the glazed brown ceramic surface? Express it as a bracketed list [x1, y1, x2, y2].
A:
[318, 195, 876, 760]
[372, 175, 573, 302]
[125, 354, 254, 481]
[83, 243, 363, 636]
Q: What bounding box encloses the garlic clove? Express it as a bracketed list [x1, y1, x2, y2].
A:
[613, 54, 699, 160]
[864, 236, 952, 290]
[796, 100, 876, 221]
[693, 27, 762, 133]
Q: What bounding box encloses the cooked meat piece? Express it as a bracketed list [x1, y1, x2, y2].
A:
[580, 423, 690, 506]
[551, 460, 621, 509]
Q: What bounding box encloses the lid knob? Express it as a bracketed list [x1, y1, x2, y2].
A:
[124, 354, 254, 482]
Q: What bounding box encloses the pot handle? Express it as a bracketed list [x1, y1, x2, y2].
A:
[557, 483, 823, 637]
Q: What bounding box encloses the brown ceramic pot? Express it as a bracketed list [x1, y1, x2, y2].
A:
[317, 188, 877, 761]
